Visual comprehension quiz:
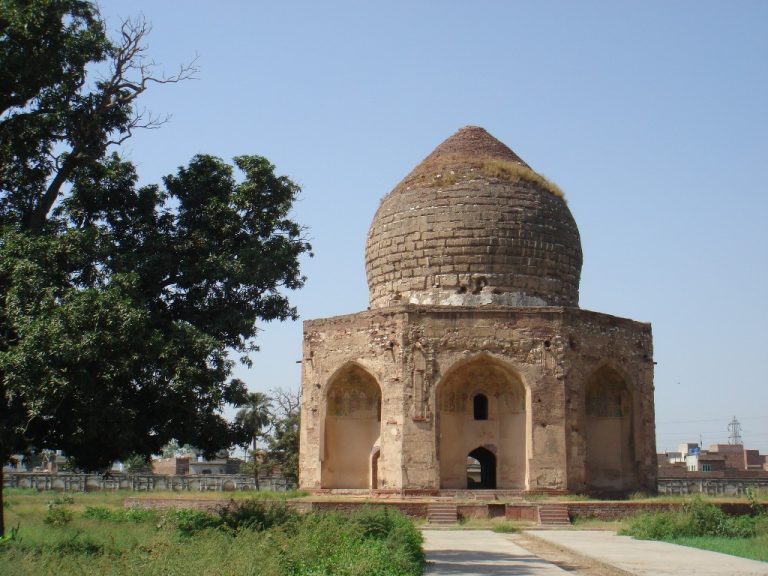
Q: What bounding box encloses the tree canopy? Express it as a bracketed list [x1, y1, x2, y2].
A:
[0, 0, 311, 535]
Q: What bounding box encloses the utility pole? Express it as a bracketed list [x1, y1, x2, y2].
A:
[727, 416, 743, 445]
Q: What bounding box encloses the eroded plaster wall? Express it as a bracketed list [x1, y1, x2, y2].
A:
[300, 310, 407, 490]
[561, 309, 656, 493]
[300, 305, 655, 494]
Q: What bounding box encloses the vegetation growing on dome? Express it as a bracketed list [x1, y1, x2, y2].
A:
[396, 155, 565, 200]
[482, 160, 564, 199]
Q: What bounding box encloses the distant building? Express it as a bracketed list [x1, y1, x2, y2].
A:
[659, 441, 768, 477]
[152, 457, 190, 475]
[188, 458, 242, 475]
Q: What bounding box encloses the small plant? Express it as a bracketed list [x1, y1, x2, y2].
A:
[491, 520, 519, 533]
[166, 508, 221, 537]
[746, 487, 766, 516]
[82, 506, 158, 523]
[0, 523, 20, 546]
[44, 506, 74, 527]
[53, 532, 104, 556]
[48, 494, 75, 507]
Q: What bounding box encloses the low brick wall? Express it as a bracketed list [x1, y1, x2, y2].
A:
[505, 504, 538, 522]
[125, 497, 226, 511]
[121, 498, 761, 523]
[304, 500, 428, 519]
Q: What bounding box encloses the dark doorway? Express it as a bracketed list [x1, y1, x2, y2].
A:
[467, 447, 496, 489]
[473, 393, 488, 420]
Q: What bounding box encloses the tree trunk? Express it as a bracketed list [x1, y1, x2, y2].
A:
[0, 464, 5, 538]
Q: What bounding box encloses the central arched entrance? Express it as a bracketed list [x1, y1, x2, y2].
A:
[467, 447, 497, 489]
[436, 356, 527, 489]
[321, 363, 381, 488]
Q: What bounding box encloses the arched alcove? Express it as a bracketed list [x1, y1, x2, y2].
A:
[321, 363, 382, 488]
[584, 365, 634, 491]
[436, 356, 526, 489]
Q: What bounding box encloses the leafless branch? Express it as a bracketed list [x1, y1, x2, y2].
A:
[26, 16, 198, 231]
[270, 388, 301, 418]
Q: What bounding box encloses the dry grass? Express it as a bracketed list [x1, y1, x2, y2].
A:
[482, 160, 564, 198]
[398, 155, 564, 199]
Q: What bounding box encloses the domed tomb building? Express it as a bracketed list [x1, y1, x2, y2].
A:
[299, 127, 656, 494]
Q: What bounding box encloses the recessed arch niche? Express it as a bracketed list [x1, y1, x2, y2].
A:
[584, 365, 634, 491]
[321, 363, 382, 488]
[436, 356, 526, 489]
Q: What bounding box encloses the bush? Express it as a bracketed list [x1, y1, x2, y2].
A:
[53, 533, 104, 556]
[686, 497, 729, 536]
[44, 506, 73, 527]
[165, 508, 222, 537]
[623, 498, 764, 540]
[622, 510, 691, 540]
[218, 499, 297, 532]
[275, 508, 424, 576]
[81, 506, 115, 521]
[82, 506, 157, 523]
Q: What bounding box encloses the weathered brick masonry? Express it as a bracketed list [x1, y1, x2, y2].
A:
[300, 127, 656, 495]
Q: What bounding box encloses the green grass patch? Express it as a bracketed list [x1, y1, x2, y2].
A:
[667, 534, 768, 562]
[490, 520, 519, 533]
[0, 491, 423, 575]
[621, 497, 768, 562]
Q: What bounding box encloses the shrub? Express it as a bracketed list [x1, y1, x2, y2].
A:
[622, 510, 691, 540]
[81, 506, 115, 521]
[623, 498, 764, 540]
[166, 508, 221, 537]
[53, 533, 104, 556]
[44, 506, 73, 527]
[82, 506, 157, 523]
[275, 508, 424, 576]
[218, 499, 297, 532]
[686, 497, 729, 536]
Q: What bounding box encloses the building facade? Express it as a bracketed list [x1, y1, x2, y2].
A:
[299, 127, 657, 494]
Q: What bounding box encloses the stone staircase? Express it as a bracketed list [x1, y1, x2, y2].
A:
[537, 504, 571, 526]
[427, 502, 458, 525]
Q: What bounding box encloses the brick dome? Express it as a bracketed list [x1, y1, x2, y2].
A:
[365, 126, 583, 309]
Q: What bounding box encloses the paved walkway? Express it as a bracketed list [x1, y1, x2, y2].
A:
[423, 530, 569, 575]
[531, 530, 768, 576]
[422, 529, 768, 575]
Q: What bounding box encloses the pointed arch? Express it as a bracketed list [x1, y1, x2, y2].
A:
[467, 446, 497, 489]
[321, 361, 382, 488]
[435, 354, 528, 489]
[584, 364, 635, 491]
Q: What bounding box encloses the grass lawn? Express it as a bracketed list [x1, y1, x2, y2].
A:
[620, 496, 768, 563]
[0, 489, 424, 576]
[667, 535, 768, 563]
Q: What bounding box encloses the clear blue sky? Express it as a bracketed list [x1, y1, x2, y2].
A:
[98, 1, 768, 453]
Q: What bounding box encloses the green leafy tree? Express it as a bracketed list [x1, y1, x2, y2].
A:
[0, 1, 311, 537]
[235, 392, 272, 489]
